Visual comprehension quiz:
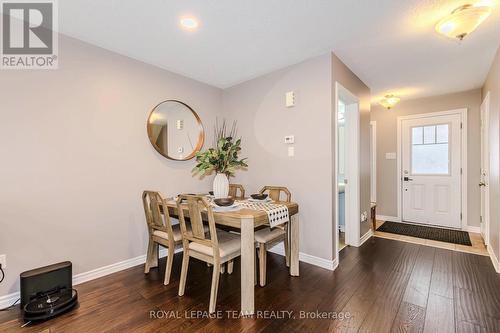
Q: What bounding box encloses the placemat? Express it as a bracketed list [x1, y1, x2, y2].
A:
[238, 201, 289, 227]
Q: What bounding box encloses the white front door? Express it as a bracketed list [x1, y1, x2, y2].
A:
[401, 113, 462, 228]
[480, 94, 490, 243]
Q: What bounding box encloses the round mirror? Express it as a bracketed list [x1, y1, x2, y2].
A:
[147, 100, 204, 161]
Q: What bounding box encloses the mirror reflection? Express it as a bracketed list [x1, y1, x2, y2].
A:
[147, 100, 204, 160]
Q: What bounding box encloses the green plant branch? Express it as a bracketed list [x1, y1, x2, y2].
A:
[193, 119, 248, 177]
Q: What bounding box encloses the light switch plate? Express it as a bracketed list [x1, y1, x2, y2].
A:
[385, 152, 397, 160]
[288, 146, 295, 157]
[176, 119, 183, 130]
[0, 254, 6, 269]
[361, 211, 368, 222]
[285, 91, 295, 107]
[284, 135, 295, 144]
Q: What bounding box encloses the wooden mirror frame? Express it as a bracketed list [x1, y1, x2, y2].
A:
[146, 100, 205, 161]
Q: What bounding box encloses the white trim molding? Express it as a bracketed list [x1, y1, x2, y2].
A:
[358, 229, 374, 246]
[376, 215, 401, 222]
[0, 291, 19, 310]
[480, 92, 491, 246]
[268, 243, 337, 271]
[73, 247, 181, 285]
[370, 120, 377, 203]
[487, 245, 500, 273]
[0, 248, 180, 309]
[334, 81, 361, 267]
[464, 226, 481, 234]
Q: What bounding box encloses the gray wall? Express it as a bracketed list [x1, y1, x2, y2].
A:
[482, 46, 500, 260]
[331, 53, 372, 238]
[222, 54, 335, 260]
[370, 89, 482, 228]
[0, 35, 223, 297]
[222, 52, 372, 261]
[0, 40, 372, 299]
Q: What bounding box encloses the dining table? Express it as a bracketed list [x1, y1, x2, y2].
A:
[163, 197, 300, 315]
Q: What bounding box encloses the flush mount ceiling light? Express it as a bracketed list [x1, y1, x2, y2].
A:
[180, 16, 199, 31]
[435, 3, 492, 41]
[379, 94, 400, 110]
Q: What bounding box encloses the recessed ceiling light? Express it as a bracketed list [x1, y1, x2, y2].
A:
[180, 16, 199, 31]
[379, 94, 400, 110]
[435, 3, 492, 40]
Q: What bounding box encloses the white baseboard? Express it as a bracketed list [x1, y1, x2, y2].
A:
[268, 243, 337, 271]
[358, 229, 373, 246]
[376, 215, 401, 222]
[72, 247, 181, 285]
[464, 226, 481, 234]
[0, 291, 19, 309]
[1, 241, 346, 308]
[0, 247, 181, 309]
[487, 245, 500, 273]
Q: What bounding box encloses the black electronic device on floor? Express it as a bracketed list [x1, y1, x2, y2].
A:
[20, 261, 78, 321]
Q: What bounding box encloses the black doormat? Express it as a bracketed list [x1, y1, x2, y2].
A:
[376, 221, 472, 246]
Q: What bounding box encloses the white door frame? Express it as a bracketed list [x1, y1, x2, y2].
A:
[370, 121, 377, 203]
[396, 109, 468, 229]
[334, 82, 360, 264]
[480, 92, 490, 245]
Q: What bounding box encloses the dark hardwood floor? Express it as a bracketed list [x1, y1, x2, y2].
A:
[1, 237, 500, 332]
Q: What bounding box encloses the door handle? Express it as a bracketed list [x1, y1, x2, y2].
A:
[404, 177, 413, 181]
[479, 182, 486, 187]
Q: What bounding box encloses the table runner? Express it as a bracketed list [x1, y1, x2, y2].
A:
[237, 201, 289, 228]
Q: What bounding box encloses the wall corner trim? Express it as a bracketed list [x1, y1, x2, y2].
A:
[358, 229, 374, 247]
[487, 245, 500, 273]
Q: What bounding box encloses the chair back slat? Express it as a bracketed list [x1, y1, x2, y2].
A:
[142, 191, 173, 236]
[186, 196, 206, 239]
[228, 184, 245, 199]
[259, 186, 292, 202]
[177, 195, 219, 257]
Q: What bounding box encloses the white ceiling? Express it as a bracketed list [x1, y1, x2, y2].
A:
[59, 0, 500, 101]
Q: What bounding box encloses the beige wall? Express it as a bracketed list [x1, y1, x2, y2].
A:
[0, 39, 372, 298]
[222, 54, 335, 260]
[222, 52, 371, 261]
[482, 46, 500, 260]
[371, 89, 482, 228]
[331, 53, 372, 238]
[0, 35, 223, 297]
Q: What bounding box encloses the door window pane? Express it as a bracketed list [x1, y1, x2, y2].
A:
[423, 126, 436, 144]
[436, 124, 449, 143]
[412, 127, 423, 145]
[411, 123, 450, 175]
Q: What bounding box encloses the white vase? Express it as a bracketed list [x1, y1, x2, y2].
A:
[213, 173, 229, 198]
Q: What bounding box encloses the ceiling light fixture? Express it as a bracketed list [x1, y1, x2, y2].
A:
[379, 94, 400, 110]
[180, 16, 199, 31]
[435, 3, 492, 41]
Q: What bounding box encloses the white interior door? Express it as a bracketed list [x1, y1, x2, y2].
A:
[401, 114, 462, 228]
[480, 94, 490, 243]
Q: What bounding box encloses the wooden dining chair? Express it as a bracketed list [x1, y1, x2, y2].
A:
[220, 184, 246, 274]
[142, 190, 181, 285]
[254, 186, 292, 287]
[228, 183, 245, 199]
[177, 195, 242, 313]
